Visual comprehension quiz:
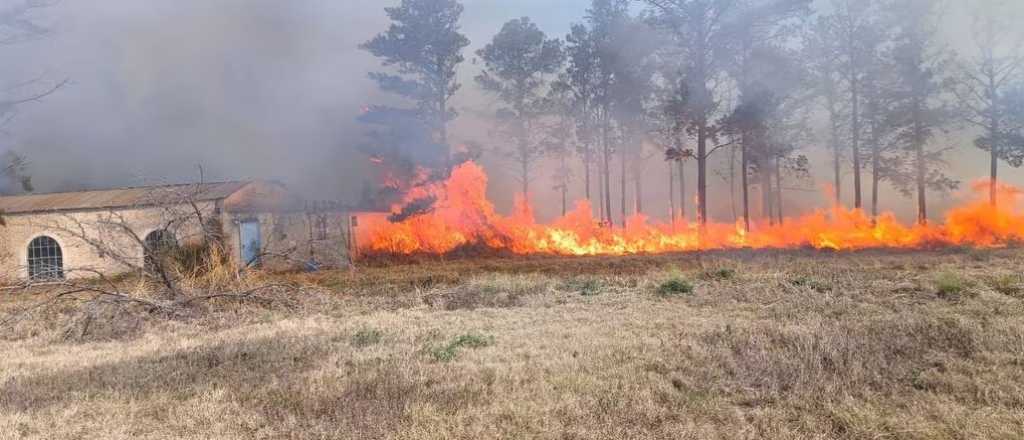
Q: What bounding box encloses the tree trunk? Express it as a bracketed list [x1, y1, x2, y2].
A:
[521, 159, 529, 203]
[677, 159, 687, 221]
[989, 73, 999, 207]
[851, 78, 862, 210]
[561, 188, 567, 217]
[871, 142, 880, 222]
[692, 23, 710, 228]
[729, 143, 737, 222]
[669, 162, 676, 223]
[560, 153, 568, 216]
[584, 146, 592, 202]
[697, 123, 708, 225]
[598, 157, 605, 221]
[439, 86, 450, 171]
[828, 92, 842, 209]
[518, 115, 530, 202]
[775, 155, 783, 225]
[634, 176, 643, 216]
[620, 140, 627, 227]
[990, 113, 999, 207]
[761, 164, 773, 225]
[603, 124, 613, 225]
[869, 113, 881, 222]
[915, 102, 927, 224]
[741, 134, 751, 232]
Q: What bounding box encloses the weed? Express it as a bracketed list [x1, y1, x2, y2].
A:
[429, 274, 550, 310]
[657, 278, 694, 296]
[430, 333, 495, 362]
[934, 272, 967, 299]
[789, 275, 831, 293]
[351, 328, 384, 348]
[564, 277, 603, 296]
[987, 274, 1023, 298]
[702, 267, 736, 281]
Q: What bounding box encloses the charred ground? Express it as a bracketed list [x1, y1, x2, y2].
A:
[1, 248, 1023, 439]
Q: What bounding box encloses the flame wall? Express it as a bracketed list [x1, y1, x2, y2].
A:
[356, 162, 1024, 257]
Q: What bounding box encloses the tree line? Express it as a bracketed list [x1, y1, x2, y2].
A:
[360, 0, 1024, 228]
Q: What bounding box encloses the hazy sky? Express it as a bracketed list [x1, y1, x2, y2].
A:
[2, 0, 593, 197]
[3, 0, 1023, 222]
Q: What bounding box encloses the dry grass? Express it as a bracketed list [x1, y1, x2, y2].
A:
[2, 248, 1024, 439]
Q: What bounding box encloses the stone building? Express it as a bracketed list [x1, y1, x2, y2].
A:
[0, 181, 352, 283]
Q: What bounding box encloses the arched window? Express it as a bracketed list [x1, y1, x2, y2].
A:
[144, 230, 178, 270]
[28, 236, 64, 281]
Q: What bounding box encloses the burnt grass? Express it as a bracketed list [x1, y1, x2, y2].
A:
[1, 247, 1024, 439]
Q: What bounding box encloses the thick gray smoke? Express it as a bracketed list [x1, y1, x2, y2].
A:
[0, 0, 591, 203]
[2, 0, 1023, 223]
[1, 1, 395, 199]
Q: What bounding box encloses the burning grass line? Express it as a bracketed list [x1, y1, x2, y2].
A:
[357, 163, 1024, 259]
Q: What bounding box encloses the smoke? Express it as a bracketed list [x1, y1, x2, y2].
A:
[0, 0, 594, 203]
[3, 0, 390, 198]
[1, 0, 1022, 224]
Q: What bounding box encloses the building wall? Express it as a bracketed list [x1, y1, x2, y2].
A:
[0, 203, 353, 283]
[221, 211, 352, 272]
[0, 202, 217, 282]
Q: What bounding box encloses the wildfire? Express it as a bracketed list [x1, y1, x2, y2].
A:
[357, 162, 1024, 257]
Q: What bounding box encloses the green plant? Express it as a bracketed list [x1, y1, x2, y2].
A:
[351, 328, 384, 348]
[987, 274, 1023, 298]
[430, 333, 495, 362]
[657, 278, 694, 296]
[934, 272, 966, 299]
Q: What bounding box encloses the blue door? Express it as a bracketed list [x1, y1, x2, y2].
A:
[240, 220, 262, 267]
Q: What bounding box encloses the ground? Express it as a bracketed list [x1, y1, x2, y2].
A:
[1, 248, 1023, 439]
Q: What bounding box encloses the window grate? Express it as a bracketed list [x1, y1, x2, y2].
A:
[28, 236, 64, 281]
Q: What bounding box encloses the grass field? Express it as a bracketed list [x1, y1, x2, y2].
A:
[2, 248, 1024, 439]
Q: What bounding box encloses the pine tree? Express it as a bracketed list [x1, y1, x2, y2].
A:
[476, 17, 565, 201]
[360, 0, 470, 172]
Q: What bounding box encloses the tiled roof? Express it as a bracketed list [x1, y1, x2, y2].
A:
[0, 181, 253, 215]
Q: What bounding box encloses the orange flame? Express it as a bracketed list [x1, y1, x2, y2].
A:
[358, 162, 1024, 256]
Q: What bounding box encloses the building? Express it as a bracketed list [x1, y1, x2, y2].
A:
[0, 181, 353, 283]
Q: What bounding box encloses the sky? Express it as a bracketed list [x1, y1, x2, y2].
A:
[2, 0, 1023, 223]
[1, 0, 593, 198]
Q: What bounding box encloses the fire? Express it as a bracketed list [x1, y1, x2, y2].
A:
[358, 162, 1024, 257]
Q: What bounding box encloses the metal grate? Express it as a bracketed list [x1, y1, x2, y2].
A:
[28, 236, 64, 281]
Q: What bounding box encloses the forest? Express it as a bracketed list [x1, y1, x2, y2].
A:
[356, 0, 1024, 232]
